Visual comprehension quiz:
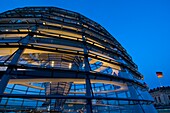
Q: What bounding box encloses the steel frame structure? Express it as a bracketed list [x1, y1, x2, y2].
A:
[0, 7, 157, 112]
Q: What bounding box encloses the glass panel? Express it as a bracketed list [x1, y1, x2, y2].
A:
[19, 49, 84, 71]
[0, 48, 18, 64]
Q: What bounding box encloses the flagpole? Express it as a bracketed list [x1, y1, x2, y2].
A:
[156, 72, 163, 87]
[158, 78, 162, 87]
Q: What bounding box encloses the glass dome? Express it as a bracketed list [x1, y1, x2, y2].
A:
[0, 7, 157, 113]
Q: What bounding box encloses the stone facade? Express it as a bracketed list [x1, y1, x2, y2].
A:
[149, 86, 170, 106]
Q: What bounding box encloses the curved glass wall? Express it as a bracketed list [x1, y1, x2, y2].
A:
[0, 7, 157, 113]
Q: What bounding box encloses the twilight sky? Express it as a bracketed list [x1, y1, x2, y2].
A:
[0, 0, 169, 89]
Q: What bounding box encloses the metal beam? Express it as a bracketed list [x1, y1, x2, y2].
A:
[0, 26, 37, 94]
[18, 83, 44, 90]
[0, 66, 147, 89]
[0, 94, 153, 103]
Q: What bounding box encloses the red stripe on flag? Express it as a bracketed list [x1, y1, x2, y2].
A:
[156, 72, 163, 78]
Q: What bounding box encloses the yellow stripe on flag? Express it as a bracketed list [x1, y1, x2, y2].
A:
[156, 72, 163, 78]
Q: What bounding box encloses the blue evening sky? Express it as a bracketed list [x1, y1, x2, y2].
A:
[0, 0, 170, 89]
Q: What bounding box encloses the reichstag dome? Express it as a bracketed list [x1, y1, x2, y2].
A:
[0, 7, 157, 113]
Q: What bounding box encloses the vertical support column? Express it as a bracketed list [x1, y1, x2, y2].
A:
[81, 22, 93, 112]
[0, 27, 37, 95]
[0, 48, 24, 94]
[84, 55, 93, 113]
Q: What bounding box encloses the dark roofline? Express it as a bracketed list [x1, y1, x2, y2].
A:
[149, 86, 170, 93]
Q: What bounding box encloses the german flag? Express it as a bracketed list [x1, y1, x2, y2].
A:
[156, 72, 163, 78]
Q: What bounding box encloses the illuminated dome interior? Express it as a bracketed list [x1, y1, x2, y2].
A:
[0, 7, 156, 113]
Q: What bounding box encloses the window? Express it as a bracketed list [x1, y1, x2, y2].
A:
[155, 97, 157, 103]
[168, 95, 170, 100]
[158, 97, 161, 103]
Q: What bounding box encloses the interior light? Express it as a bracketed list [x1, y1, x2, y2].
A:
[69, 63, 72, 69]
[51, 61, 54, 67]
